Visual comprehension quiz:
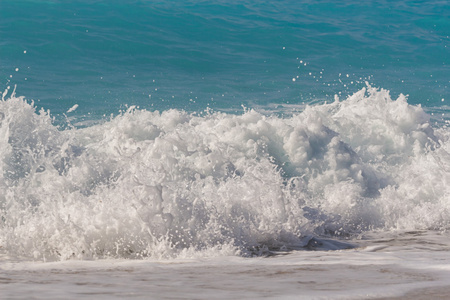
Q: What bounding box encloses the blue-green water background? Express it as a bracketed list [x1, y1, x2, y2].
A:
[1, 0, 449, 121]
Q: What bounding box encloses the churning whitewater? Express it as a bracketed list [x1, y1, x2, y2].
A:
[1, 86, 449, 261]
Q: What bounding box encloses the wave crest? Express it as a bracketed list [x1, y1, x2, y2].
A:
[0, 86, 449, 260]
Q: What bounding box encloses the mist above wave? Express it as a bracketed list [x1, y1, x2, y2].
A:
[0, 86, 449, 260]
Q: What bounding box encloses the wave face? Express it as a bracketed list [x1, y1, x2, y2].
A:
[1, 86, 449, 260]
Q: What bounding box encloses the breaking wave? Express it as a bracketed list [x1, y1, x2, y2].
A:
[1, 86, 449, 260]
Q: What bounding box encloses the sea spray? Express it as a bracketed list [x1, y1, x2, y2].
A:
[0, 86, 449, 260]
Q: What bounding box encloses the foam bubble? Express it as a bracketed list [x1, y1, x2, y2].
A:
[67, 104, 79, 113]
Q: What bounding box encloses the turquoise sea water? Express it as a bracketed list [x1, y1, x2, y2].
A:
[1, 1, 450, 260]
[2, 0, 449, 120]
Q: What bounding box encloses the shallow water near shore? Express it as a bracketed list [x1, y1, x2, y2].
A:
[2, 231, 450, 299]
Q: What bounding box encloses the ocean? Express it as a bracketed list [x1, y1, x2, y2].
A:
[1, 0, 450, 299]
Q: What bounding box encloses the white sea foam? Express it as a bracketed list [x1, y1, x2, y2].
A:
[0, 86, 449, 261]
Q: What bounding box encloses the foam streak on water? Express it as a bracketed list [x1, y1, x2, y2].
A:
[0, 86, 449, 261]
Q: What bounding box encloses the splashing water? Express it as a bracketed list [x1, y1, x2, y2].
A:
[0, 86, 449, 261]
